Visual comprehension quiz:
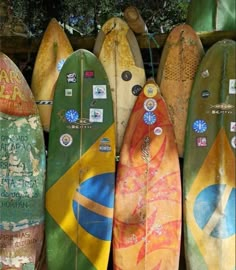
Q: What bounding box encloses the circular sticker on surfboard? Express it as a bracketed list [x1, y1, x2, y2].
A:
[201, 90, 210, 98]
[192, 120, 208, 133]
[121, 70, 132, 81]
[143, 111, 157, 125]
[144, 98, 157, 112]
[154, 127, 163, 135]
[132, 84, 142, 96]
[143, 83, 158, 97]
[60, 134, 73, 147]
[231, 136, 236, 149]
[65, 109, 79, 123]
[201, 69, 210, 78]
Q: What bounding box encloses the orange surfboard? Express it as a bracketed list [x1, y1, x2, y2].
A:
[31, 18, 73, 132]
[113, 78, 182, 270]
[157, 24, 204, 157]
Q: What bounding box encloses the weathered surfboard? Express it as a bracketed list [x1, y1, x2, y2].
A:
[46, 49, 115, 270]
[0, 52, 46, 269]
[31, 17, 73, 132]
[113, 78, 182, 270]
[157, 23, 205, 157]
[93, 16, 146, 155]
[183, 39, 236, 270]
[186, 0, 236, 32]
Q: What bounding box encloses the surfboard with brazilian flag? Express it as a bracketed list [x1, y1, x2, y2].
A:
[183, 39, 236, 270]
[45, 49, 115, 270]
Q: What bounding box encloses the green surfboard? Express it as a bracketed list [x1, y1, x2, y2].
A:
[186, 0, 236, 32]
[46, 49, 115, 270]
[183, 39, 235, 270]
[0, 52, 46, 269]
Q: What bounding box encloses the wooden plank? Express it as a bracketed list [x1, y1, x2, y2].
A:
[0, 30, 235, 54]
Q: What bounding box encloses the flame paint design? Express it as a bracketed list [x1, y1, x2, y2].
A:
[113, 80, 182, 270]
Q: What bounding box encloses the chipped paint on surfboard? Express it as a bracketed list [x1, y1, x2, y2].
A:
[0, 52, 46, 269]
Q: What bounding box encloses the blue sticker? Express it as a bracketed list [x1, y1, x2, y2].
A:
[65, 109, 79, 123]
[192, 120, 207, 133]
[57, 59, 66, 71]
[143, 112, 157, 125]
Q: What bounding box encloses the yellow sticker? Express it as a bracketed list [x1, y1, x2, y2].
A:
[143, 83, 158, 97]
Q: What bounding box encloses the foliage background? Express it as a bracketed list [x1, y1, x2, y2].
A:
[9, 0, 189, 36]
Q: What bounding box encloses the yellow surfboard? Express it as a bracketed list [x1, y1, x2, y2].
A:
[31, 18, 73, 132]
[94, 17, 146, 155]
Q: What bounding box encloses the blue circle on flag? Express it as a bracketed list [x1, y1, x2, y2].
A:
[192, 119, 207, 133]
[72, 173, 114, 241]
[143, 111, 157, 125]
[193, 184, 235, 238]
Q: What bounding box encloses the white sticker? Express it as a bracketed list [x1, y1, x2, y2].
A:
[144, 98, 157, 112]
[230, 122, 236, 132]
[65, 89, 73, 96]
[231, 136, 236, 149]
[93, 85, 107, 99]
[229, 79, 236, 94]
[201, 69, 209, 78]
[89, 108, 103, 122]
[154, 127, 162, 135]
[60, 134, 73, 147]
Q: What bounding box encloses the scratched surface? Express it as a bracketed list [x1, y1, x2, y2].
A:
[0, 53, 46, 269]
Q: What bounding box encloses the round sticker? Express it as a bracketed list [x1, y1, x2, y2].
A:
[143, 112, 157, 125]
[132, 85, 142, 96]
[57, 59, 66, 72]
[143, 83, 158, 97]
[201, 90, 210, 98]
[192, 120, 208, 133]
[144, 98, 157, 112]
[121, 71, 132, 81]
[231, 136, 236, 149]
[65, 109, 79, 123]
[154, 127, 163, 135]
[201, 69, 210, 78]
[60, 134, 73, 147]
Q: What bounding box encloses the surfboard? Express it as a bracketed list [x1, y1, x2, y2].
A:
[93, 16, 146, 155]
[186, 0, 236, 32]
[45, 49, 116, 270]
[157, 23, 205, 157]
[113, 78, 182, 270]
[0, 52, 46, 269]
[31, 17, 73, 132]
[183, 39, 236, 270]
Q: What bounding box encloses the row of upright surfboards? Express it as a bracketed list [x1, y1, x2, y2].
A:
[0, 11, 235, 270]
